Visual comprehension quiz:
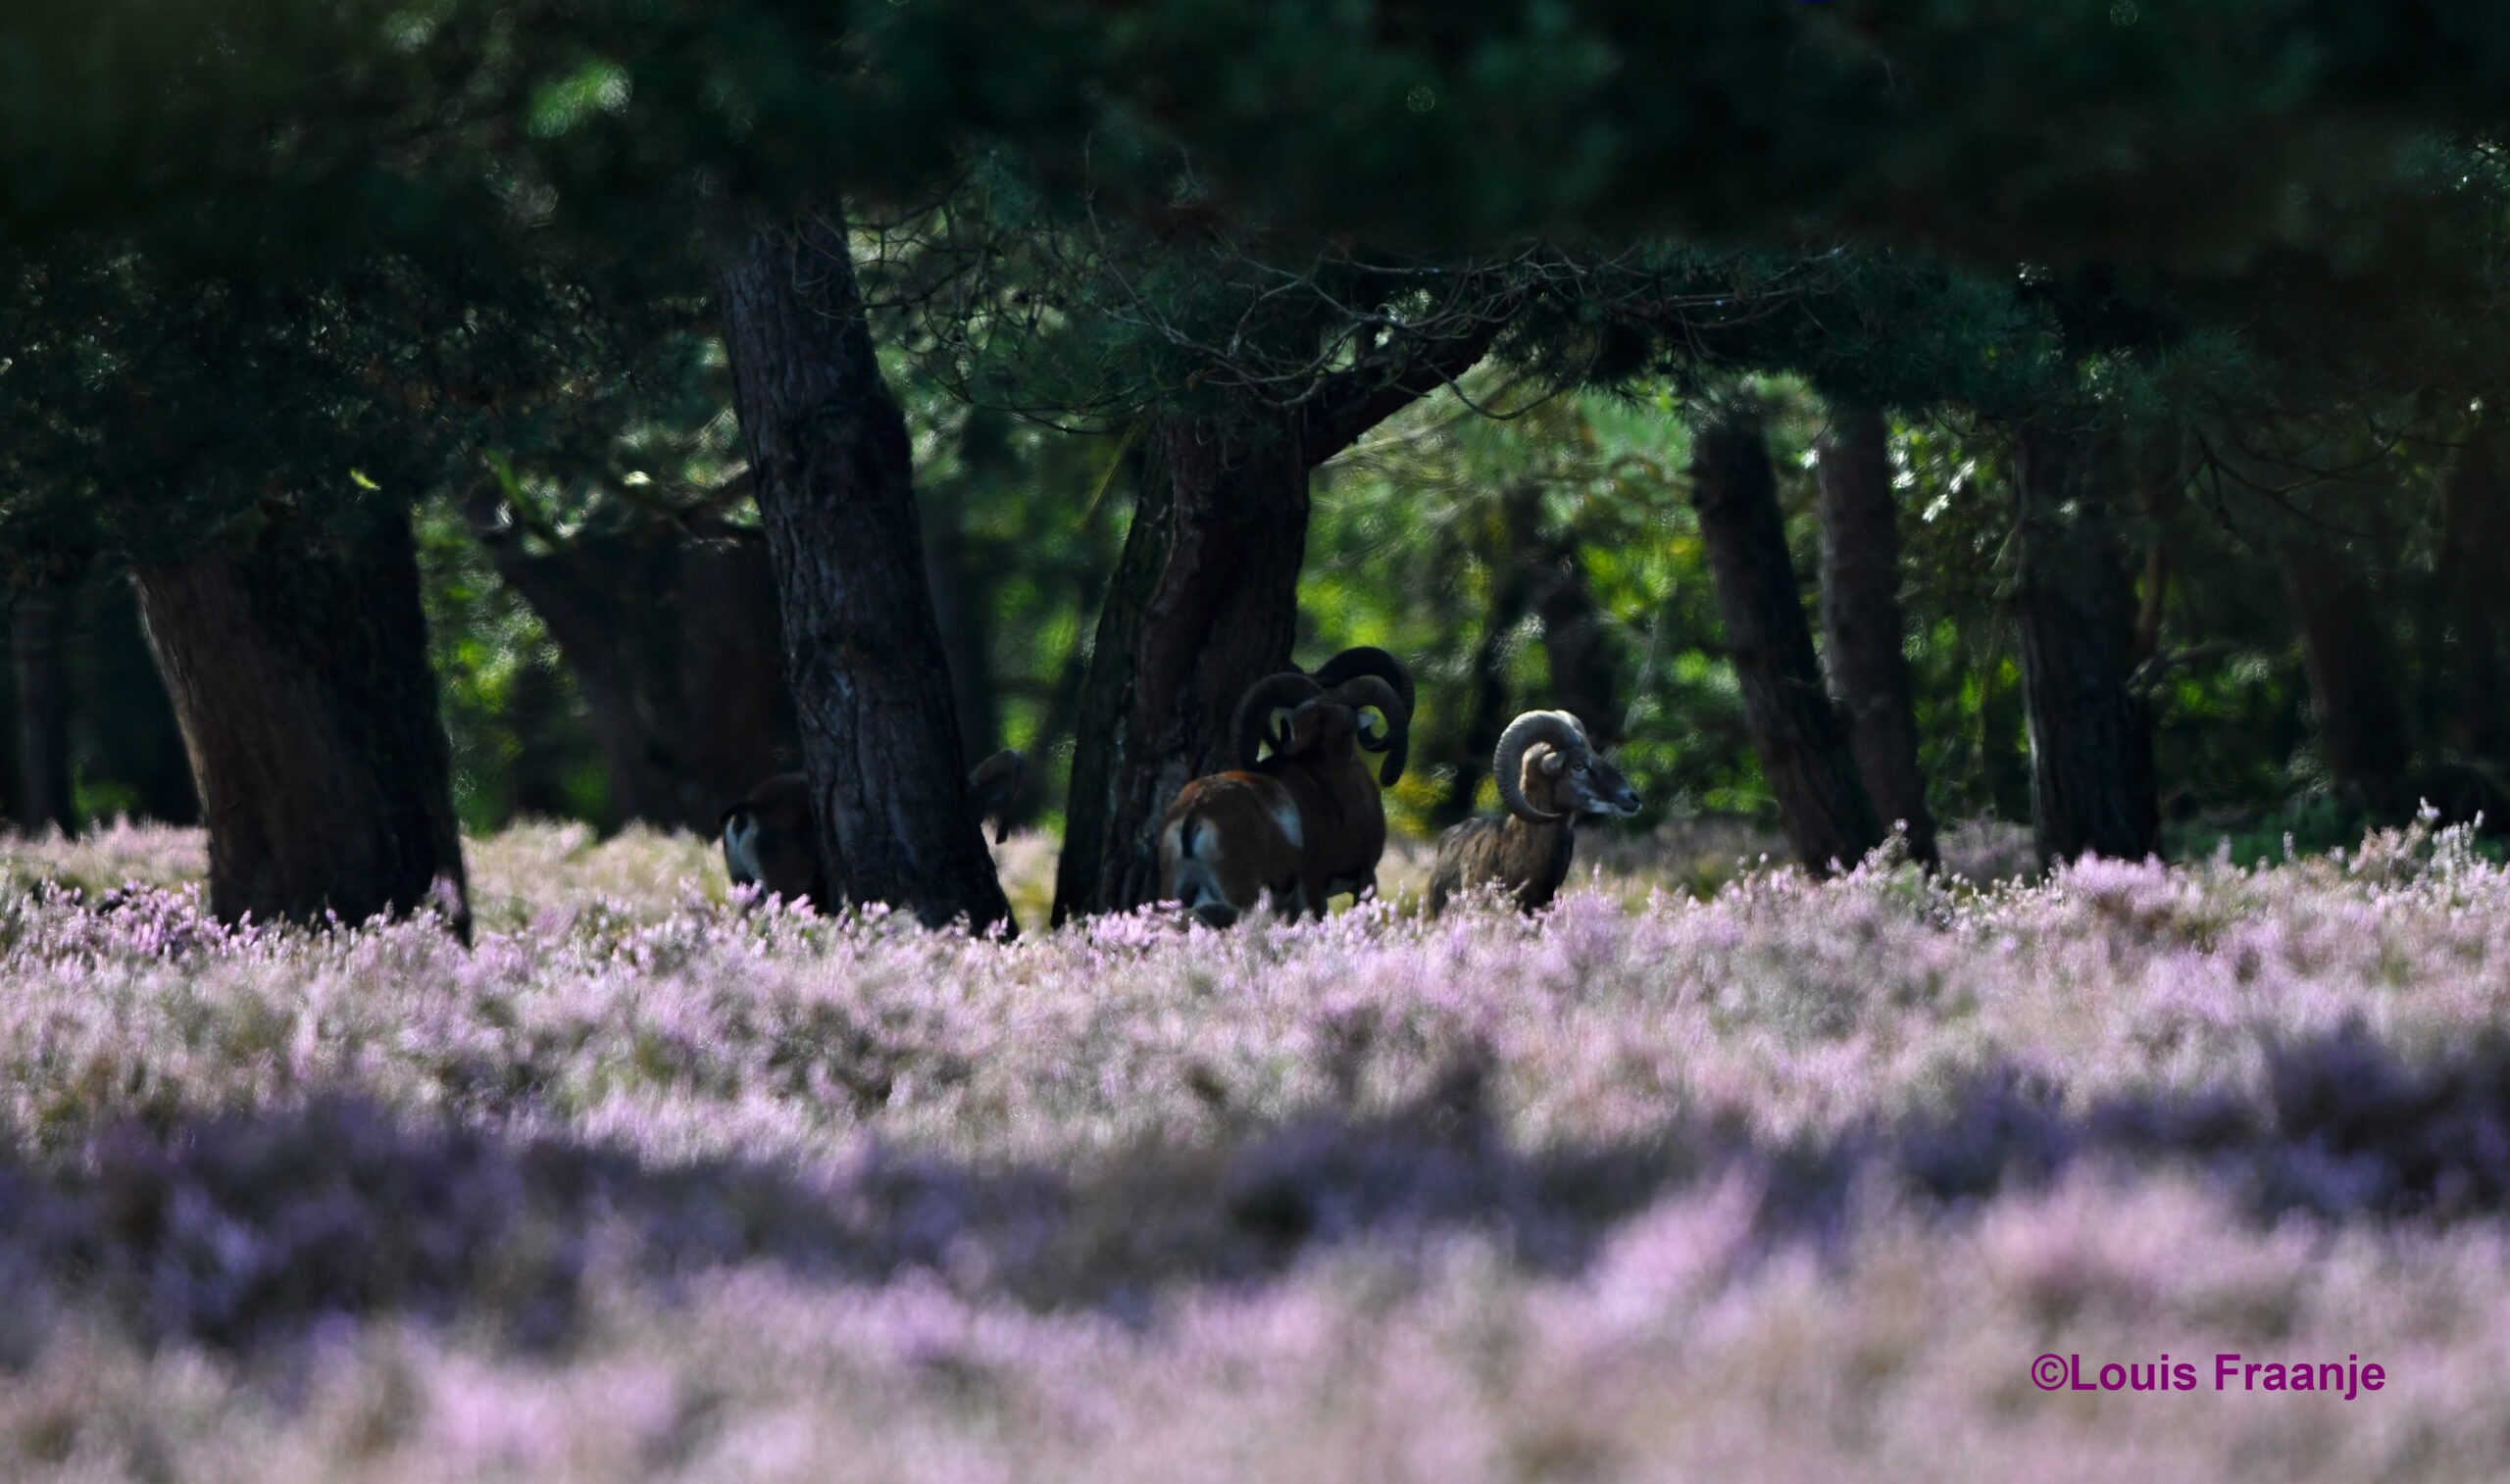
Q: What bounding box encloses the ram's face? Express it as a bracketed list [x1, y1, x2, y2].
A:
[720, 775, 823, 903]
[1567, 751, 1641, 818]
[1277, 701, 1359, 760]
[723, 807, 766, 886]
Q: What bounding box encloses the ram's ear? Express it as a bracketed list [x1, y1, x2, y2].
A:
[1539, 746, 1569, 776]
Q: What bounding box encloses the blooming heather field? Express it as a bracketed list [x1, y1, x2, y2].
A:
[3, 818, 2510, 1480]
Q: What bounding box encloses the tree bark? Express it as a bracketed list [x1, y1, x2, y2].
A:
[1814, 400, 1937, 866]
[716, 211, 1011, 933]
[1053, 411, 1312, 920]
[131, 507, 469, 934]
[496, 516, 797, 831]
[2011, 420, 2158, 864]
[13, 588, 74, 836]
[1689, 402, 1882, 873]
[2281, 546, 2413, 816]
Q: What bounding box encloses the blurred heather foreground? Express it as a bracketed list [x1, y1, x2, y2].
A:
[7, 819, 2510, 1479]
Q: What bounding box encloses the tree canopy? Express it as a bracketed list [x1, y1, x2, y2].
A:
[12, 1, 2510, 917]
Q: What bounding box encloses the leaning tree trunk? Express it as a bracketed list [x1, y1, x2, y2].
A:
[716, 211, 1012, 933]
[2281, 546, 2414, 818]
[496, 516, 796, 831]
[2011, 420, 2158, 865]
[1689, 402, 1882, 873]
[131, 507, 469, 934]
[13, 587, 74, 836]
[1814, 399, 1937, 866]
[1054, 412, 1312, 921]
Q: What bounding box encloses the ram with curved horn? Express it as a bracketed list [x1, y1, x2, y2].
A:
[1236, 647, 1414, 900]
[720, 748, 1028, 908]
[1427, 710, 1640, 915]
[1244, 666, 1411, 903]
[1305, 646, 1415, 786]
[1159, 667, 1410, 926]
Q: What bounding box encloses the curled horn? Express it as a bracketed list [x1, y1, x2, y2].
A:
[1492, 711, 1588, 824]
[1322, 674, 1410, 785]
[1233, 671, 1326, 766]
[1310, 647, 1416, 723]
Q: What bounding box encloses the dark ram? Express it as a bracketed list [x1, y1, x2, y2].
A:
[1427, 710, 1639, 915]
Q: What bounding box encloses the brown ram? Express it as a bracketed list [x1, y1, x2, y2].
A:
[1237, 647, 1416, 902]
[1158, 667, 1409, 927]
[1427, 711, 1639, 915]
[720, 748, 1027, 908]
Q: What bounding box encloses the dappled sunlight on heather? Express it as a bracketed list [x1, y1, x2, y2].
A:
[3, 817, 2509, 1476]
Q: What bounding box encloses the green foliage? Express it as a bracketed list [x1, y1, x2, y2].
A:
[1306, 380, 1759, 834]
[415, 500, 610, 834]
[888, 370, 1132, 827]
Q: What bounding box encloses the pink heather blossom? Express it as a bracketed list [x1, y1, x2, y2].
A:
[0, 818, 2504, 1478]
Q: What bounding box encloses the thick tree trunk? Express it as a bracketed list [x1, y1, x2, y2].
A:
[1689, 403, 1882, 873]
[131, 508, 469, 934]
[13, 588, 74, 836]
[2011, 421, 2158, 864]
[1814, 400, 1937, 866]
[2281, 547, 2414, 816]
[1054, 413, 1311, 920]
[716, 212, 1012, 933]
[497, 517, 796, 831]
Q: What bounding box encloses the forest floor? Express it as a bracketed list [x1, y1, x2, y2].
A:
[0, 816, 2502, 1479]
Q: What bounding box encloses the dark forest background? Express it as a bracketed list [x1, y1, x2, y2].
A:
[5, 365, 2461, 868]
[13, 1, 2510, 928]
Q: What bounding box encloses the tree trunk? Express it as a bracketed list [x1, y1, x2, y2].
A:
[131, 507, 469, 934]
[924, 410, 1012, 768]
[1053, 412, 1312, 920]
[1688, 402, 1882, 873]
[2281, 546, 2413, 816]
[2130, 431, 2187, 663]
[496, 516, 797, 831]
[2011, 420, 2158, 864]
[1434, 487, 1539, 827]
[716, 211, 1011, 933]
[1814, 400, 1937, 866]
[76, 576, 199, 824]
[1524, 519, 1625, 748]
[2439, 418, 2510, 763]
[13, 588, 74, 836]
